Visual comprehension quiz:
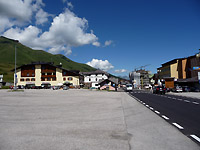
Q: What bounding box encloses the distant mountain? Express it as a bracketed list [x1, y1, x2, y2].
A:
[0, 36, 96, 82]
[118, 75, 130, 80]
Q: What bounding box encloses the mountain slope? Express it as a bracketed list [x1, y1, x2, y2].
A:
[0, 36, 96, 82]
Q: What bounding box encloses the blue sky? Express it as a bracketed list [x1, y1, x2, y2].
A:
[0, 0, 200, 76]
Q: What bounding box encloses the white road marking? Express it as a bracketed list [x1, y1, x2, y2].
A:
[172, 123, 184, 130]
[146, 105, 149, 107]
[168, 97, 172, 99]
[177, 98, 182, 101]
[162, 115, 169, 120]
[143, 103, 146, 105]
[190, 135, 200, 143]
[172, 97, 176, 99]
[150, 107, 154, 110]
[155, 111, 160, 114]
[192, 102, 199, 105]
[184, 100, 190, 103]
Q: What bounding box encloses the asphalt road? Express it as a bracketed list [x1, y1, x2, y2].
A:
[129, 89, 200, 145]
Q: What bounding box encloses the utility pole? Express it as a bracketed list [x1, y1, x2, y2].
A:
[14, 45, 17, 90]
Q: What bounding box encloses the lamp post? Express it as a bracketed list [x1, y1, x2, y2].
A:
[14, 45, 17, 90]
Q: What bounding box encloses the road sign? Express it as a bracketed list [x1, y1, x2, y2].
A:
[193, 67, 200, 70]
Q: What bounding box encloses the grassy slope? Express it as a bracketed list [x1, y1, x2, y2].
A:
[0, 36, 95, 82]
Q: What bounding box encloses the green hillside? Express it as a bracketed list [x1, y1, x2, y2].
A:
[0, 36, 96, 82]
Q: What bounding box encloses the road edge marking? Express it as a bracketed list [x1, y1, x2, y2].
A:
[172, 123, 184, 130]
[190, 135, 200, 143]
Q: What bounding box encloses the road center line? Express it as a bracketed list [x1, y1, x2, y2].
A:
[190, 135, 200, 143]
[162, 115, 169, 120]
[172, 123, 184, 130]
[146, 105, 149, 107]
[192, 102, 199, 105]
[184, 100, 190, 103]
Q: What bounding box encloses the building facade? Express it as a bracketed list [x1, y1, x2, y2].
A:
[14, 62, 80, 87]
[157, 58, 187, 80]
[81, 69, 109, 88]
[0, 75, 3, 83]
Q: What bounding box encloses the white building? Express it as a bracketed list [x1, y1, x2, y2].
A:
[0, 75, 3, 83]
[81, 69, 109, 88]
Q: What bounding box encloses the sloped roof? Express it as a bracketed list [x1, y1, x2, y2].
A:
[81, 69, 109, 76]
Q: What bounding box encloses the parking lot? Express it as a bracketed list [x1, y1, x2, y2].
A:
[0, 89, 199, 150]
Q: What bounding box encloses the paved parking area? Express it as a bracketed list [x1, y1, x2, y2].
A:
[0, 89, 199, 150]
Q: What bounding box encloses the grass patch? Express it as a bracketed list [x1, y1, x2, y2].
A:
[0, 86, 10, 89]
[7, 89, 24, 92]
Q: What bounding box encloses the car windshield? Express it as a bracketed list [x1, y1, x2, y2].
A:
[126, 84, 132, 87]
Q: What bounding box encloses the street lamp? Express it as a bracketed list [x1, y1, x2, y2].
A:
[196, 49, 200, 58]
[14, 45, 17, 90]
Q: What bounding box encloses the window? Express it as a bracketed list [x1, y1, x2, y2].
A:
[26, 78, 30, 81]
[53, 72, 56, 75]
[31, 78, 35, 81]
[41, 77, 45, 81]
[96, 78, 98, 81]
[63, 77, 66, 81]
[32, 73, 35, 76]
[27, 73, 29, 76]
[47, 73, 52, 75]
[63, 72, 67, 76]
[20, 78, 24, 82]
[47, 77, 51, 81]
[32, 67, 35, 70]
[68, 77, 73, 81]
[52, 77, 56, 81]
[89, 78, 91, 81]
[42, 73, 45, 76]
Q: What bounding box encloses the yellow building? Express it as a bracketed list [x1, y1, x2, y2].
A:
[14, 62, 81, 88]
[157, 58, 187, 80]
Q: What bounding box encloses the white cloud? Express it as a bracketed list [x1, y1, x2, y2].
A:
[0, 16, 14, 32]
[114, 69, 127, 73]
[35, 9, 49, 25]
[0, 0, 49, 31]
[104, 40, 113, 47]
[3, 8, 99, 56]
[86, 59, 114, 71]
[92, 41, 101, 47]
[67, 2, 73, 9]
[62, 0, 67, 3]
[3, 25, 41, 49]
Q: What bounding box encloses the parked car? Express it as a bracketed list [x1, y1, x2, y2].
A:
[182, 86, 190, 92]
[125, 84, 133, 92]
[63, 86, 69, 90]
[172, 86, 183, 92]
[153, 86, 166, 94]
[18, 85, 25, 89]
[52, 86, 60, 90]
[190, 87, 200, 92]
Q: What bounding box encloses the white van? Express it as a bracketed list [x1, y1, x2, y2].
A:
[126, 84, 133, 91]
